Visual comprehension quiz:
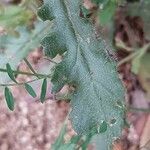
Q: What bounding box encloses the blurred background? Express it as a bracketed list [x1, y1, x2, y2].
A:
[0, 0, 150, 150]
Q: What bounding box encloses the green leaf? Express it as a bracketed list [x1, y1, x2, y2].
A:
[6, 63, 17, 83]
[99, 121, 108, 133]
[0, 21, 51, 84]
[4, 87, 15, 111]
[38, 4, 54, 21]
[40, 78, 47, 103]
[39, 0, 124, 149]
[24, 83, 37, 98]
[41, 32, 66, 58]
[99, 0, 116, 26]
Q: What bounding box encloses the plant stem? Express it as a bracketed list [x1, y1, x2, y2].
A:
[118, 43, 150, 67]
[117, 51, 139, 67]
[0, 68, 50, 78]
[0, 78, 40, 87]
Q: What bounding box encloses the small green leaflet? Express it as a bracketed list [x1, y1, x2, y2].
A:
[4, 87, 15, 111]
[40, 78, 47, 103]
[6, 63, 17, 83]
[99, 0, 116, 26]
[24, 83, 37, 98]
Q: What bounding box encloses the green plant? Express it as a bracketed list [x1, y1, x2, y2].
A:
[38, 0, 124, 149]
[0, 0, 150, 149]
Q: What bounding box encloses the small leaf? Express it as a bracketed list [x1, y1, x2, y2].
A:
[24, 83, 37, 98]
[6, 63, 17, 83]
[40, 78, 47, 103]
[4, 87, 15, 111]
[99, 121, 108, 133]
[99, 0, 116, 26]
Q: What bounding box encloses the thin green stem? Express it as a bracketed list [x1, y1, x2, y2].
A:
[0, 68, 51, 78]
[118, 43, 150, 67]
[117, 51, 139, 67]
[0, 78, 41, 87]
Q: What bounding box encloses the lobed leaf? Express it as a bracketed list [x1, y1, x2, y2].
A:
[39, 0, 125, 149]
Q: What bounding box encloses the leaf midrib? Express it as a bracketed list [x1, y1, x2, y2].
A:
[62, 0, 115, 98]
[62, 0, 112, 130]
[58, 0, 94, 80]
